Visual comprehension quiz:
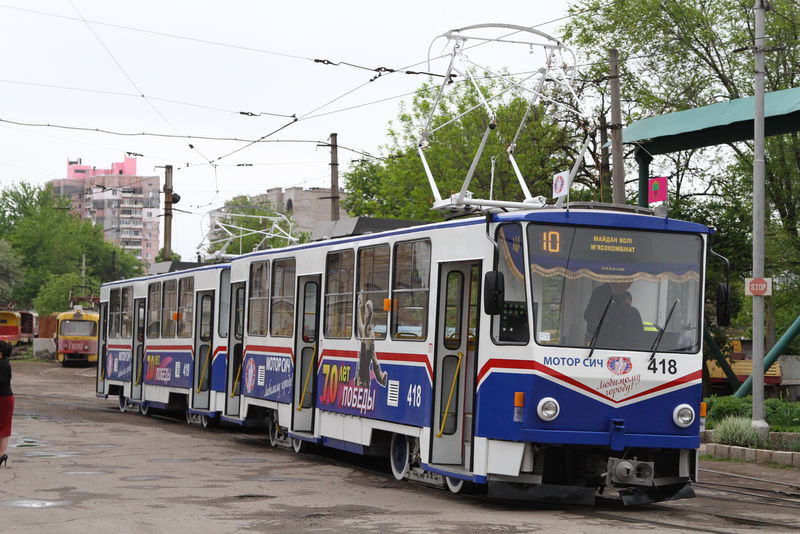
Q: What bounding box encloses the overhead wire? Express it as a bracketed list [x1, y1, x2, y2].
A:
[67, 0, 226, 198]
[0, 79, 296, 118]
[3, 0, 666, 204]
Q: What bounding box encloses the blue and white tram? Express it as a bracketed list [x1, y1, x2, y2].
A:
[96, 264, 231, 425]
[97, 206, 714, 504]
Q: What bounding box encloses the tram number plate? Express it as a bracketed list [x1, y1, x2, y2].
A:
[647, 358, 677, 375]
[407, 384, 422, 407]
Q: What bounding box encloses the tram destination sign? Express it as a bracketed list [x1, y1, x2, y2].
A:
[745, 277, 773, 296]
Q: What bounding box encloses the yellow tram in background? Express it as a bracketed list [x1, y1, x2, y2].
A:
[0, 310, 39, 345]
[56, 307, 100, 366]
[0, 310, 22, 346]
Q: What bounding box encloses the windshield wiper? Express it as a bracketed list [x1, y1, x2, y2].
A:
[649, 299, 679, 361]
[587, 296, 614, 359]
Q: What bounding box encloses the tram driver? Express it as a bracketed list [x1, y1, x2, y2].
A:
[583, 281, 631, 345]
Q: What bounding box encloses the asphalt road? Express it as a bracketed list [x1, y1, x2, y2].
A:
[1, 360, 798, 534]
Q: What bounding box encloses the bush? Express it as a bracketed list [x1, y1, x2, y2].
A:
[706, 395, 751, 427]
[713, 416, 767, 449]
[766, 398, 800, 432]
[705, 395, 800, 432]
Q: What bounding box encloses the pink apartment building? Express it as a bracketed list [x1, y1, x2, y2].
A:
[48, 156, 161, 267]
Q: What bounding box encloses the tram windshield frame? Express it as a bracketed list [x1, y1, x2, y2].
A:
[528, 224, 704, 354]
[60, 319, 98, 337]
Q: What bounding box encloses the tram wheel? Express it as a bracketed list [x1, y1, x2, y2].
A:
[199, 414, 211, 429]
[118, 392, 128, 413]
[444, 476, 466, 494]
[267, 412, 279, 448]
[139, 403, 150, 417]
[389, 433, 410, 481]
[291, 437, 306, 454]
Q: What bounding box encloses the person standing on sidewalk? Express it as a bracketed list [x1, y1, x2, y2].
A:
[0, 340, 14, 466]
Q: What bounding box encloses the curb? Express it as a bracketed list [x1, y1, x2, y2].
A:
[704, 442, 800, 468]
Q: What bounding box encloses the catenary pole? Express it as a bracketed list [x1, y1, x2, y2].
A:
[329, 133, 340, 222]
[752, 0, 768, 434]
[609, 49, 625, 205]
[163, 164, 173, 262]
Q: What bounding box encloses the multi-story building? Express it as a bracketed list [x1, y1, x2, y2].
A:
[49, 157, 161, 267]
[256, 186, 348, 234]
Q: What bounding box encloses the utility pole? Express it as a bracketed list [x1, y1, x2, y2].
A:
[329, 133, 340, 222]
[751, 0, 768, 435]
[609, 49, 625, 205]
[163, 165, 173, 262]
[599, 114, 610, 203]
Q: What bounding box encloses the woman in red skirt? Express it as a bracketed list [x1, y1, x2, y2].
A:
[0, 340, 13, 466]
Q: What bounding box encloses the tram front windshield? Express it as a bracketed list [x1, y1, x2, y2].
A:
[528, 224, 703, 353]
[60, 320, 97, 337]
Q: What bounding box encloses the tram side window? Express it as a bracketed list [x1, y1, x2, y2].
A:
[391, 239, 431, 341]
[248, 261, 270, 336]
[234, 286, 245, 341]
[147, 282, 161, 338]
[161, 279, 178, 338]
[120, 286, 133, 339]
[177, 277, 194, 338]
[492, 224, 530, 344]
[324, 250, 354, 339]
[356, 245, 389, 340]
[270, 258, 296, 337]
[218, 270, 230, 338]
[109, 288, 121, 338]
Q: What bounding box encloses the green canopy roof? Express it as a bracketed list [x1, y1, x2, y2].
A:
[623, 86, 800, 155]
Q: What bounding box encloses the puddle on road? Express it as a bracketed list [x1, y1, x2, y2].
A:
[227, 458, 263, 464]
[121, 475, 167, 482]
[0, 500, 72, 509]
[13, 437, 46, 448]
[85, 444, 117, 449]
[25, 451, 83, 459]
[63, 471, 107, 475]
[248, 476, 309, 483]
[149, 458, 193, 464]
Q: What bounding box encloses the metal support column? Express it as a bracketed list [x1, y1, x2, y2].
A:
[635, 147, 652, 208]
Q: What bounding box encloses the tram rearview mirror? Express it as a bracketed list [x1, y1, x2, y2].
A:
[716, 282, 731, 327]
[484, 271, 505, 315]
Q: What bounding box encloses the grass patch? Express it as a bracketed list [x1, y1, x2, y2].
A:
[713, 416, 768, 448]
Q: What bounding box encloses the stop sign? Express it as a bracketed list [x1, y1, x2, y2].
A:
[746, 277, 771, 296]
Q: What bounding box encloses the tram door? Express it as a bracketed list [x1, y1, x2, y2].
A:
[225, 283, 246, 417]
[96, 302, 109, 395]
[192, 291, 214, 411]
[432, 261, 480, 466]
[131, 299, 145, 401]
[292, 275, 320, 434]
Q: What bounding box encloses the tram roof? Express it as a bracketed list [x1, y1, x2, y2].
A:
[493, 208, 712, 234]
[101, 262, 230, 288]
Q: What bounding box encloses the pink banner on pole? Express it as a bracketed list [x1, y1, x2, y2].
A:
[648, 176, 667, 203]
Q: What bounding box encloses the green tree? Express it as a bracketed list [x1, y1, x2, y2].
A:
[0, 239, 22, 305]
[343, 76, 581, 220]
[564, 0, 800, 240]
[32, 272, 99, 315]
[155, 248, 183, 263]
[0, 181, 59, 236]
[0, 182, 143, 307]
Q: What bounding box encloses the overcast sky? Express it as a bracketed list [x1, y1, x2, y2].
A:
[0, 0, 572, 260]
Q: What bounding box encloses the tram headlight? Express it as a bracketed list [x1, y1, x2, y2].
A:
[673, 404, 695, 428]
[536, 397, 560, 422]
